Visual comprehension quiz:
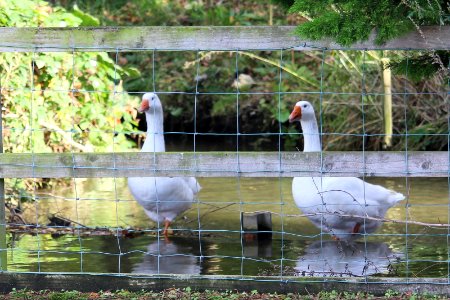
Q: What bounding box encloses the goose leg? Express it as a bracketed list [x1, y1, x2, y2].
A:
[163, 219, 171, 238]
[352, 222, 361, 234]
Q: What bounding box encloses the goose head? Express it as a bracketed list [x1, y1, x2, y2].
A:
[138, 93, 163, 114]
[288, 100, 316, 123]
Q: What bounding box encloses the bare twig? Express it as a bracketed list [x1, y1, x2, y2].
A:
[279, 211, 449, 228]
[185, 202, 236, 225]
[51, 214, 88, 228]
[40, 121, 94, 152]
[5, 203, 26, 225]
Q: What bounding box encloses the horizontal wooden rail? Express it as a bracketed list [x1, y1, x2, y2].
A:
[0, 26, 448, 52]
[0, 273, 449, 295]
[0, 151, 446, 178]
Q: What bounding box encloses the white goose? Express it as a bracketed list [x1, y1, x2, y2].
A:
[128, 93, 201, 238]
[289, 100, 404, 240]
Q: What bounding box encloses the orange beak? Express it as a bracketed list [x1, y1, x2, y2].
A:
[289, 106, 302, 123]
[138, 99, 150, 113]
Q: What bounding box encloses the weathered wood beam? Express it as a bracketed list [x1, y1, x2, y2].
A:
[0, 151, 446, 178]
[0, 273, 449, 296]
[0, 26, 448, 52]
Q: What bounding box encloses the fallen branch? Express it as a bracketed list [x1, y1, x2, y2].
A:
[49, 214, 89, 228]
[279, 211, 450, 228]
[6, 223, 212, 238]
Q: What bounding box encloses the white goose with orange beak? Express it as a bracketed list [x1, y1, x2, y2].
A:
[128, 93, 201, 239]
[289, 100, 404, 240]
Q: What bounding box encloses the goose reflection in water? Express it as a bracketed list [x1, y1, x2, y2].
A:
[133, 237, 202, 275]
[295, 241, 403, 277]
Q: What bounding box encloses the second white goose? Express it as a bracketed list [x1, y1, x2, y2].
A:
[289, 100, 404, 240]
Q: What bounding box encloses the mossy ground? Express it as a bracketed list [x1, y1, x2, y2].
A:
[0, 288, 447, 300]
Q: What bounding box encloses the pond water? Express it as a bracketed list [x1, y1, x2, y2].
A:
[5, 177, 449, 278]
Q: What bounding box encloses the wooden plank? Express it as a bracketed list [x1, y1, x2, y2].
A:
[0, 26, 448, 52]
[0, 151, 446, 178]
[0, 177, 5, 271]
[0, 92, 5, 271]
[0, 273, 448, 296]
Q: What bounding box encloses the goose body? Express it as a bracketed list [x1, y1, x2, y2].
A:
[128, 93, 201, 237]
[289, 101, 404, 240]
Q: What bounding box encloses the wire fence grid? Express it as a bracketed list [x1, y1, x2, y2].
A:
[0, 32, 449, 288]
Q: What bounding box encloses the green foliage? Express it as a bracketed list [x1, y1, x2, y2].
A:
[289, 0, 448, 46]
[71, 4, 100, 26]
[0, 0, 140, 196]
[272, 0, 295, 10]
[53, 0, 286, 26]
[384, 289, 400, 297]
[211, 95, 237, 117]
[2, 0, 446, 157]
[0, 0, 138, 155]
[288, 0, 449, 80]
[5, 288, 448, 299]
[47, 1, 309, 151]
[389, 51, 450, 82]
[0, 0, 79, 26]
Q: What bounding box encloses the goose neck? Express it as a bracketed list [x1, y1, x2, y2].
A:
[301, 118, 321, 152]
[141, 111, 165, 152]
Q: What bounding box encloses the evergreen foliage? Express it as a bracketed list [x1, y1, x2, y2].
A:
[288, 0, 448, 46]
[288, 0, 449, 79]
[389, 50, 449, 82]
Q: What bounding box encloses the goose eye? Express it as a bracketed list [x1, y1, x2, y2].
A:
[303, 104, 307, 108]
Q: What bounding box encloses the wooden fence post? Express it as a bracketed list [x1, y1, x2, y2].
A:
[0, 89, 6, 271]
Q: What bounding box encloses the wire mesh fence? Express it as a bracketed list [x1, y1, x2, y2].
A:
[0, 27, 449, 290]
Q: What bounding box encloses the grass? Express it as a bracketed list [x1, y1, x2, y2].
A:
[1, 288, 448, 300]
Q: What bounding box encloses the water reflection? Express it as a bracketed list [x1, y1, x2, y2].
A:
[132, 237, 202, 275]
[7, 177, 449, 277]
[295, 241, 402, 277]
[242, 233, 273, 258]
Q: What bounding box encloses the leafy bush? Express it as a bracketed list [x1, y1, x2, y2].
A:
[0, 0, 141, 197]
[1, 0, 140, 154]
